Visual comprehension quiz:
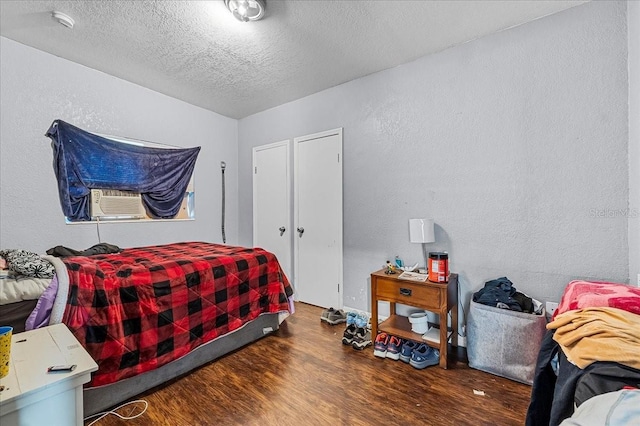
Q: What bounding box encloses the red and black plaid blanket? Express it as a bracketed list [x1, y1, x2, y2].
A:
[61, 241, 293, 387]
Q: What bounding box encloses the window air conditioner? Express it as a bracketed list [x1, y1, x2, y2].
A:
[90, 189, 146, 219]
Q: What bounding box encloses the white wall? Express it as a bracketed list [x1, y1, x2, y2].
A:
[237, 1, 631, 314]
[0, 37, 238, 253]
[629, 0, 640, 286]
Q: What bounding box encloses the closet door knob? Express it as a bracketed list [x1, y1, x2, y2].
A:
[297, 227, 305, 237]
[279, 226, 286, 236]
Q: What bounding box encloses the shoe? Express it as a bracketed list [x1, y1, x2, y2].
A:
[373, 333, 389, 358]
[354, 313, 369, 329]
[409, 343, 440, 369]
[386, 335, 403, 361]
[324, 309, 348, 325]
[399, 340, 418, 363]
[341, 323, 357, 345]
[320, 307, 335, 322]
[345, 311, 369, 329]
[351, 327, 372, 350]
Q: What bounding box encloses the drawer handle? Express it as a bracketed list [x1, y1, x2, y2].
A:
[399, 288, 412, 297]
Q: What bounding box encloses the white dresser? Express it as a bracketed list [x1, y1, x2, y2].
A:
[0, 324, 98, 425]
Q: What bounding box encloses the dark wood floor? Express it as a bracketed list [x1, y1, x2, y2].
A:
[89, 303, 532, 425]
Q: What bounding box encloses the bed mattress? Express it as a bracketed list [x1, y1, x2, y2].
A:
[52, 241, 293, 387]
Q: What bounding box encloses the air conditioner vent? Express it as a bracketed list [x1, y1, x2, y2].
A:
[90, 189, 146, 218]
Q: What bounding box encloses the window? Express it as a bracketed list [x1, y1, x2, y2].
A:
[65, 133, 196, 224]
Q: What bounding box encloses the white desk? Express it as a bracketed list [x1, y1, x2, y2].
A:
[0, 324, 98, 426]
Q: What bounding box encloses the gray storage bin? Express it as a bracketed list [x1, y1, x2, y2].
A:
[467, 300, 547, 385]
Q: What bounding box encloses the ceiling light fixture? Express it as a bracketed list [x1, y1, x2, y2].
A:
[52, 11, 75, 29]
[224, 0, 266, 22]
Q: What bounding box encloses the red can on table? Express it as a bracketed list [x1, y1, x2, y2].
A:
[428, 252, 449, 283]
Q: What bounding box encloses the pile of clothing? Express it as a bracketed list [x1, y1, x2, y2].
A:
[526, 280, 640, 425]
[46, 243, 121, 257]
[473, 277, 543, 314]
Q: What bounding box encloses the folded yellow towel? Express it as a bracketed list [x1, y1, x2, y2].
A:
[547, 307, 640, 370]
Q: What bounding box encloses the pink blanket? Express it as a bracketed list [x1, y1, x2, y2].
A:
[552, 280, 640, 320]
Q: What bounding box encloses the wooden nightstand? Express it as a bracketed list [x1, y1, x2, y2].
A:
[371, 269, 458, 369]
[0, 324, 98, 425]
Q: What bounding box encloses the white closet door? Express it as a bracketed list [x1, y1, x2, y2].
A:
[294, 129, 343, 308]
[253, 140, 292, 282]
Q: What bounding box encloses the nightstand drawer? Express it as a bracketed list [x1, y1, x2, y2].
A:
[376, 278, 441, 309]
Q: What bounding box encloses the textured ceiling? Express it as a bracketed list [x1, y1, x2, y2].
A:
[0, 0, 588, 119]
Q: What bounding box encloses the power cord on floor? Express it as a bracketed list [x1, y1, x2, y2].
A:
[84, 399, 148, 426]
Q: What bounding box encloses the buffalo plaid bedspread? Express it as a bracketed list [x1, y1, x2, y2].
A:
[61, 241, 293, 387]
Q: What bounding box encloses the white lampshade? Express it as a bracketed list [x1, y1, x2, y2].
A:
[409, 218, 435, 243]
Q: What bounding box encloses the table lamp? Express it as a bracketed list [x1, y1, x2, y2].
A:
[409, 218, 435, 272]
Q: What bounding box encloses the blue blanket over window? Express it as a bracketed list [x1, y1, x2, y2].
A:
[46, 120, 200, 221]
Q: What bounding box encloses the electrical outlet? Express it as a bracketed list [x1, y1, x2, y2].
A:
[546, 301, 559, 316]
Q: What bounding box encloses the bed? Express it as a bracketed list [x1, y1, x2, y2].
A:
[1, 241, 293, 416]
[525, 280, 640, 425]
[0, 275, 50, 332]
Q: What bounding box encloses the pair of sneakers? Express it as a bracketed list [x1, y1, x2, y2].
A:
[320, 307, 348, 325]
[373, 332, 403, 360]
[399, 340, 440, 369]
[341, 312, 371, 350]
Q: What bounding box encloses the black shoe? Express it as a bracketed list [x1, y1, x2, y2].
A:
[351, 327, 372, 350]
[341, 323, 357, 345]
